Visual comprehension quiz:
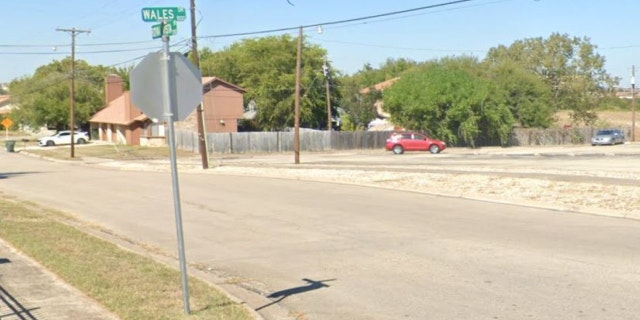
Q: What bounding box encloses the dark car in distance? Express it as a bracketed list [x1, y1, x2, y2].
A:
[385, 132, 447, 155]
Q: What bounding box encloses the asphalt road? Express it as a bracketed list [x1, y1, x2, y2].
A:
[2, 149, 640, 320]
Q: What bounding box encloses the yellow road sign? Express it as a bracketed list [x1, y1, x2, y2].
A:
[1, 118, 13, 128]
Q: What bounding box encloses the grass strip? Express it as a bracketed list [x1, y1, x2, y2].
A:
[0, 197, 253, 320]
[25, 144, 196, 161]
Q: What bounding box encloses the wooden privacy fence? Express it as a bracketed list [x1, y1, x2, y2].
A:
[175, 126, 631, 154]
[175, 130, 391, 154]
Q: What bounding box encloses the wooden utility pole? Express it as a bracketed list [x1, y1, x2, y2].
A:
[323, 60, 332, 131]
[632, 66, 636, 142]
[57, 27, 90, 158]
[294, 26, 302, 164]
[190, 0, 209, 168]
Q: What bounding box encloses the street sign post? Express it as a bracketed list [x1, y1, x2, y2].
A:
[141, 7, 187, 22]
[134, 6, 199, 314]
[2, 118, 13, 140]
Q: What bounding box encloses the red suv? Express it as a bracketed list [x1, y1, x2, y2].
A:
[385, 132, 446, 155]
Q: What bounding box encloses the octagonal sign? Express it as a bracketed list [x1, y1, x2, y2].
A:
[131, 52, 202, 121]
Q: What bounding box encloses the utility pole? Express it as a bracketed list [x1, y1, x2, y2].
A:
[323, 60, 332, 131]
[294, 27, 302, 164]
[190, 0, 209, 169]
[57, 27, 90, 158]
[632, 65, 636, 142]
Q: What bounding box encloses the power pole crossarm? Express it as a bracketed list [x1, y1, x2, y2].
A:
[56, 27, 90, 158]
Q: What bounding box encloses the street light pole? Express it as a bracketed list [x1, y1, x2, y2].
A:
[57, 27, 90, 158]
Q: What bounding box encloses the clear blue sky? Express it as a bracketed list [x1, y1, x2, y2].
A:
[1, 0, 638, 87]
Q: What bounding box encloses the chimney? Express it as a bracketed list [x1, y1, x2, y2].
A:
[105, 74, 124, 104]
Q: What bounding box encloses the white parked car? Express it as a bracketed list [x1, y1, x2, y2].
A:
[38, 130, 90, 147]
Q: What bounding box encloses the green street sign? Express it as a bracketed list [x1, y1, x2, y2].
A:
[152, 20, 178, 39]
[141, 7, 186, 22]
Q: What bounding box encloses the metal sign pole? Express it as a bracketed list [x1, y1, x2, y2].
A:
[161, 32, 191, 315]
[136, 9, 199, 315]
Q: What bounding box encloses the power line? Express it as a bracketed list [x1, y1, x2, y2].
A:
[0, 40, 159, 49]
[199, 0, 475, 39]
[315, 0, 512, 33]
[2, 0, 638, 60]
[0, 38, 188, 50]
[0, 47, 159, 55]
[3, 0, 478, 49]
[0, 37, 190, 54]
[315, 38, 486, 53]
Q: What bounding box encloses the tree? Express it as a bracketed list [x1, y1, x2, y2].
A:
[9, 58, 110, 130]
[485, 60, 554, 128]
[486, 33, 618, 125]
[337, 58, 418, 130]
[348, 58, 418, 87]
[338, 79, 379, 130]
[111, 66, 133, 91]
[383, 57, 514, 147]
[199, 35, 334, 130]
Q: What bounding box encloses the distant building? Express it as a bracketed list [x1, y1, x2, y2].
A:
[89, 74, 246, 146]
[360, 77, 404, 131]
[0, 95, 12, 116]
[615, 89, 640, 99]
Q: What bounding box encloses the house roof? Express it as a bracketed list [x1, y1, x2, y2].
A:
[358, 78, 400, 119]
[359, 77, 401, 95]
[0, 95, 12, 115]
[202, 76, 247, 93]
[89, 92, 147, 125]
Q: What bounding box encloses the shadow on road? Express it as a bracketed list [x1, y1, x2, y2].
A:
[0, 285, 40, 319]
[0, 172, 41, 180]
[256, 278, 336, 311]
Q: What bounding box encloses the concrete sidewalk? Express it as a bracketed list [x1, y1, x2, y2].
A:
[0, 239, 120, 320]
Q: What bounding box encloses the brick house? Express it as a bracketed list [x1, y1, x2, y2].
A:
[177, 76, 247, 133]
[90, 74, 246, 146]
[89, 75, 152, 145]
